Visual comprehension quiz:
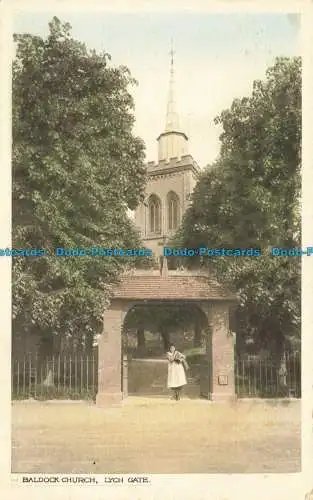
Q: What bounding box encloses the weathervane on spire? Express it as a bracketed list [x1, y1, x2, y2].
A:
[157, 38, 188, 160]
[170, 38, 175, 67]
[164, 38, 178, 132]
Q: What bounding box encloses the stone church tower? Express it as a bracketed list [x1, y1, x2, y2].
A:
[134, 46, 200, 257]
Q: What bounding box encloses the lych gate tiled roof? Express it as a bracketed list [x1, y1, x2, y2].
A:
[112, 269, 237, 302]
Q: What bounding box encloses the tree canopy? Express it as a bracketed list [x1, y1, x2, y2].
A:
[173, 57, 301, 356]
[12, 17, 152, 354]
[124, 304, 207, 351]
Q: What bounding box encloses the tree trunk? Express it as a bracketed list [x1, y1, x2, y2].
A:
[137, 328, 145, 348]
[37, 329, 55, 387]
[43, 369, 54, 387]
[194, 319, 202, 347]
[160, 326, 170, 352]
[38, 328, 54, 362]
[136, 328, 145, 357]
[274, 338, 288, 396]
[85, 333, 94, 355]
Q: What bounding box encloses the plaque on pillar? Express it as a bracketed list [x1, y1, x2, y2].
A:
[218, 375, 228, 385]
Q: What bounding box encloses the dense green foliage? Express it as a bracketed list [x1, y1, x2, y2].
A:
[173, 57, 301, 355]
[12, 17, 301, 363]
[12, 17, 152, 354]
[124, 304, 207, 351]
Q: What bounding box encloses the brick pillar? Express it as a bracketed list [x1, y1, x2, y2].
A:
[209, 303, 236, 402]
[199, 325, 212, 398]
[96, 300, 130, 408]
[200, 302, 236, 402]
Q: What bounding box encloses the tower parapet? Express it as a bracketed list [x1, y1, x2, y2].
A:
[146, 154, 200, 177]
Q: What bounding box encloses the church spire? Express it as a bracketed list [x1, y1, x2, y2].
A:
[165, 39, 179, 132]
[157, 41, 188, 162]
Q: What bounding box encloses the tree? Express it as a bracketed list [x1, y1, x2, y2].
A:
[12, 17, 152, 355]
[124, 305, 207, 352]
[174, 57, 301, 363]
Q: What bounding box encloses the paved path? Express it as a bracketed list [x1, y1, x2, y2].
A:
[12, 397, 301, 474]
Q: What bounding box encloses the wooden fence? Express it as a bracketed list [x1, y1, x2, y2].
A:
[11, 351, 301, 400]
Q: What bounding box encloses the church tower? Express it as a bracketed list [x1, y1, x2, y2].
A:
[134, 43, 200, 257]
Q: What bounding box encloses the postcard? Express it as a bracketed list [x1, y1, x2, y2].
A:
[0, 1, 312, 499]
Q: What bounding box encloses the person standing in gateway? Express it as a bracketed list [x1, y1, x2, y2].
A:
[166, 344, 188, 400]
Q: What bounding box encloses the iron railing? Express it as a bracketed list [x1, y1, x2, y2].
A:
[11, 354, 98, 400]
[235, 351, 301, 398]
[11, 351, 301, 399]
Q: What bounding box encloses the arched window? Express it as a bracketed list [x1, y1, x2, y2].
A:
[148, 195, 161, 234]
[167, 191, 180, 230]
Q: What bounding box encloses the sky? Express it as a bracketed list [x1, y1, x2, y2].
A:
[13, 11, 300, 167]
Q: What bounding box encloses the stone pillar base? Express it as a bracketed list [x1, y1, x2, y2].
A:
[209, 392, 237, 403]
[201, 392, 237, 403]
[96, 392, 123, 408]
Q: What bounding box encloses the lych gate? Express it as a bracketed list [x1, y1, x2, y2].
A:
[96, 264, 237, 407]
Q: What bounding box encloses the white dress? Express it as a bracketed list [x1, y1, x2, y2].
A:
[167, 352, 187, 388]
